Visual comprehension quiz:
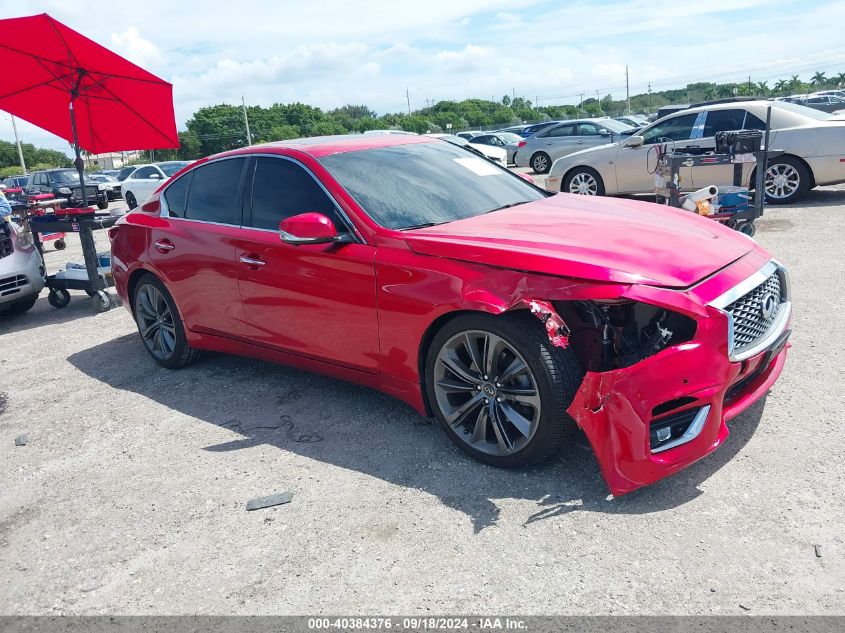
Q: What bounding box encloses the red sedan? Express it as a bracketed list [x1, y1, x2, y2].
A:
[110, 134, 791, 496]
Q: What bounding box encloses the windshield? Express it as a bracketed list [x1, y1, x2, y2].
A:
[51, 171, 80, 184]
[319, 141, 547, 230]
[601, 119, 636, 133]
[771, 101, 832, 121]
[497, 132, 523, 143]
[158, 162, 190, 176]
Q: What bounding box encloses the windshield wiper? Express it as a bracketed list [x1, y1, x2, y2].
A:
[485, 201, 529, 214]
[399, 221, 446, 231]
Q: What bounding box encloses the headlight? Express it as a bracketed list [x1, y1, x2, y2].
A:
[97, 183, 107, 191]
[58, 186, 72, 195]
[16, 231, 33, 249]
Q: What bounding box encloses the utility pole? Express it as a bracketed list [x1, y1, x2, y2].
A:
[648, 82, 652, 111]
[626, 66, 631, 115]
[406, 87, 411, 115]
[579, 93, 584, 114]
[10, 115, 27, 174]
[748, 75, 752, 94]
[242, 95, 253, 145]
[512, 87, 516, 102]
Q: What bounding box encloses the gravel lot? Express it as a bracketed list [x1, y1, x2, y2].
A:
[1, 181, 843, 615]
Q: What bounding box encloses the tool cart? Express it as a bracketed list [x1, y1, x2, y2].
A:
[654, 107, 779, 237]
[27, 209, 117, 313]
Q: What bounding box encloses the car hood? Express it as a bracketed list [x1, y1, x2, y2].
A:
[402, 193, 755, 287]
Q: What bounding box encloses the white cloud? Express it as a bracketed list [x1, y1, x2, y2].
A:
[109, 26, 163, 69]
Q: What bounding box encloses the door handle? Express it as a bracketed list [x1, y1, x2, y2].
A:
[154, 239, 175, 253]
[239, 254, 266, 267]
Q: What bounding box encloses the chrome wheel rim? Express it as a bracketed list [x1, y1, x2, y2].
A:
[765, 163, 800, 199]
[533, 155, 548, 172]
[569, 172, 598, 195]
[135, 285, 176, 360]
[433, 330, 541, 456]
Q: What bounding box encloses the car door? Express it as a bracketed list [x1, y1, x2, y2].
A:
[230, 155, 379, 372]
[573, 122, 613, 152]
[534, 123, 576, 161]
[130, 166, 163, 203]
[689, 109, 765, 189]
[614, 112, 700, 193]
[33, 172, 49, 194]
[150, 157, 248, 338]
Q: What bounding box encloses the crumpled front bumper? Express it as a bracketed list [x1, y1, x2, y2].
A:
[567, 304, 790, 496]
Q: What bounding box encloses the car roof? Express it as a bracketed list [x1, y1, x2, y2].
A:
[233, 133, 436, 158]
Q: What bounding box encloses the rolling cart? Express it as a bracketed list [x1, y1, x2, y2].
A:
[654, 106, 780, 237]
[28, 210, 117, 313]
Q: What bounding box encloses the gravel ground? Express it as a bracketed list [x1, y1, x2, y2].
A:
[1, 183, 843, 615]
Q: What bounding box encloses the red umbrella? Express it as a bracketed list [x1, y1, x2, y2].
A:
[0, 13, 178, 205]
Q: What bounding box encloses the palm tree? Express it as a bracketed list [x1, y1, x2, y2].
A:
[836, 72, 845, 87]
[756, 81, 769, 95]
[811, 71, 827, 86]
[774, 79, 788, 93]
[789, 74, 802, 91]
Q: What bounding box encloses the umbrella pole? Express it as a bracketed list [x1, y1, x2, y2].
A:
[68, 98, 88, 208]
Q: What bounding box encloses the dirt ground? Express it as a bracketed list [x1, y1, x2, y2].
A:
[1, 182, 843, 615]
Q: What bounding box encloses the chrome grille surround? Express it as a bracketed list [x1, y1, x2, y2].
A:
[710, 260, 791, 362]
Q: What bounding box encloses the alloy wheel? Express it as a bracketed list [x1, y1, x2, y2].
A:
[135, 284, 177, 360]
[433, 330, 542, 456]
[765, 163, 800, 200]
[532, 154, 548, 173]
[568, 172, 598, 195]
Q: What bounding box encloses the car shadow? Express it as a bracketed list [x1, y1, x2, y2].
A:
[67, 334, 767, 532]
[0, 292, 121, 335]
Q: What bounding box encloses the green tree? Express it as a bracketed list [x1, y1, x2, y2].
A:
[774, 79, 788, 93]
[810, 71, 827, 86]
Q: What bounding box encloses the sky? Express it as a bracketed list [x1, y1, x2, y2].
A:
[2, 0, 844, 156]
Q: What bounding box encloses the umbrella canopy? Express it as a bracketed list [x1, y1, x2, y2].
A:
[0, 13, 178, 155]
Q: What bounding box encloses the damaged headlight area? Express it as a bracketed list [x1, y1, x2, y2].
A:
[556, 300, 697, 372]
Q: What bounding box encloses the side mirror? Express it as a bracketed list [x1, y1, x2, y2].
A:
[279, 212, 351, 246]
[149, 173, 162, 179]
[598, 128, 611, 136]
[625, 135, 645, 148]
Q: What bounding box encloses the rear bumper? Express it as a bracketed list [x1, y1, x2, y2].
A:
[567, 311, 789, 496]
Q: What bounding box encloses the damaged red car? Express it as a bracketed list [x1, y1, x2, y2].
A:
[110, 134, 791, 495]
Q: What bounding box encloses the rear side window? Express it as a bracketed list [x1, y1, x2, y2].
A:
[184, 158, 246, 225]
[702, 109, 747, 137]
[249, 157, 337, 231]
[642, 113, 698, 144]
[546, 125, 573, 138]
[163, 172, 192, 218]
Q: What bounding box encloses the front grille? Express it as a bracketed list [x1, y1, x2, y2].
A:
[725, 272, 783, 355]
[0, 274, 27, 296]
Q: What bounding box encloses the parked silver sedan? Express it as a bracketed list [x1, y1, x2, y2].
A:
[514, 118, 634, 173]
[544, 100, 845, 204]
[469, 131, 523, 164]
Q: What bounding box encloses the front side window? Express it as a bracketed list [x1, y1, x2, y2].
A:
[319, 141, 546, 230]
[184, 158, 246, 225]
[576, 123, 600, 136]
[546, 125, 574, 138]
[133, 167, 156, 179]
[641, 113, 699, 144]
[249, 157, 337, 231]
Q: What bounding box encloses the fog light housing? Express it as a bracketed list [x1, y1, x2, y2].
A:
[650, 405, 711, 453]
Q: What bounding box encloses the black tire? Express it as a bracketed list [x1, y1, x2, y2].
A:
[424, 311, 584, 468]
[736, 222, 756, 237]
[47, 289, 70, 308]
[563, 167, 606, 196]
[0, 294, 38, 315]
[132, 274, 201, 369]
[530, 152, 551, 174]
[97, 200, 109, 210]
[125, 192, 137, 210]
[54, 239, 66, 251]
[761, 156, 811, 205]
[92, 290, 111, 313]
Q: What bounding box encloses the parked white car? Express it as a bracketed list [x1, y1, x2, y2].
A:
[425, 134, 508, 167]
[122, 162, 191, 209]
[1, 214, 45, 315]
[545, 100, 845, 204]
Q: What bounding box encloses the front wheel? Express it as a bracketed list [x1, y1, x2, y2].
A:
[563, 167, 605, 196]
[531, 152, 551, 174]
[0, 295, 38, 315]
[133, 275, 201, 368]
[97, 200, 109, 210]
[125, 192, 137, 210]
[425, 312, 584, 468]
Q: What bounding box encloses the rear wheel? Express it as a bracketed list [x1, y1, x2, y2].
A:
[531, 152, 551, 174]
[425, 312, 583, 468]
[763, 156, 810, 205]
[563, 167, 605, 196]
[133, 274, 201, 368]
[125, 192, 137, 210]
[97, 199, 109, 210]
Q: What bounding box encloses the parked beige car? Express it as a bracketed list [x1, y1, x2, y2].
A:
[545, 100, 845, 204]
